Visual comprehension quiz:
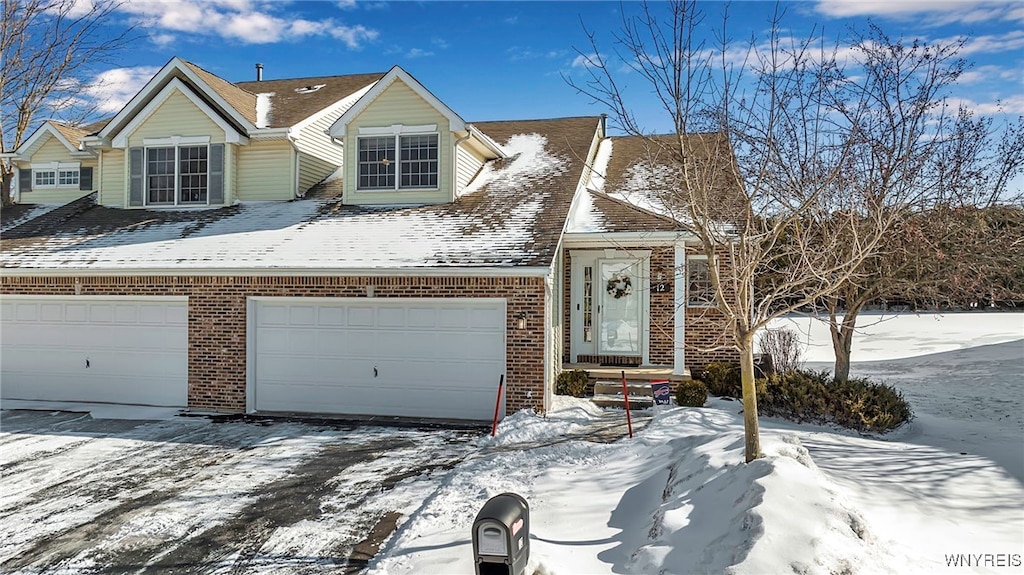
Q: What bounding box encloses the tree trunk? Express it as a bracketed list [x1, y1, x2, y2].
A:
[1, 168, 12, 208]
[829, 308, 859, 382]
[740, 335, 761, 462]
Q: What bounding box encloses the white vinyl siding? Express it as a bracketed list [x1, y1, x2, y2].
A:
[292, 90, 371, 194]
[298, 152, 336, 194]
[456, 143, 486, 195]
[344, 80, 453, 205]
[236, 140, 294, 201]
[99, 149, 125, 206]
[126, 89, 225, 147]
[17, 136, 96, 204]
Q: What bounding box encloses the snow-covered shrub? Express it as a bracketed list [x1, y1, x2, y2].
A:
[555, 369, 590, 397]
[675, 379, 708, 407]
[698, 362, 742, 398]
[761, 370, 913, 433]
[829, 377, 913, 432]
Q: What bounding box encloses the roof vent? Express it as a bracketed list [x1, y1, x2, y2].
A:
[256, 63, 263, 82]
[294, 84, 326, 94]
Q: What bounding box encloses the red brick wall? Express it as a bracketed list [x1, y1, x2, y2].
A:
[1, 275, 546, 415]
[684, 246, 741, 370]
[648, 247, 675, 365]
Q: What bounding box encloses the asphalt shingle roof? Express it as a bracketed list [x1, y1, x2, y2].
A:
[1, 117, 602, 272]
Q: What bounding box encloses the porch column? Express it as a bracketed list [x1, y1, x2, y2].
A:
[674, 244, 686, 375]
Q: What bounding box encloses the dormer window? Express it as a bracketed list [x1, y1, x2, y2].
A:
[357, 133, 438, 191]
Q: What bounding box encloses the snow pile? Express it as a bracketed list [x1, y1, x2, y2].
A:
[255, 93, 274, 128]
[461, 133, 565, 197]
[369, 402, 895, 575]
[607, 159, 679, 220]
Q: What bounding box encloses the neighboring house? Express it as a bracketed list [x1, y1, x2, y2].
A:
[0, 57, 738, 421]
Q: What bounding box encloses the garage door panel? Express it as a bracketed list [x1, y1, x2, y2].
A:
[64, 303, 89, 322]
[254, 298, 506, 420]
[318, 306, 346, 326]
[1, 298, 188, 407]
[471, 307, 505, 329]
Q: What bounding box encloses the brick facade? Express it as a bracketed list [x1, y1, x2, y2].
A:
[1, 275, 547, 415]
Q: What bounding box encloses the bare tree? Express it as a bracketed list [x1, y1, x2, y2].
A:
[1, 0, 133, 205]
[567, 1, 889, 462]
[813, 28, 1024, 382]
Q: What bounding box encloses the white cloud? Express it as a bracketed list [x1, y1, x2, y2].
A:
[405, 48, 433, 58]
[814, 0, 1024, 25]
[149, 32, 176, 46]
[117, 0, 377, 47]
[572, 53, 601, 68]
[83, 66, 162, 114]
[944, 30, 1024, 56]
[946, 95, 1024, 115]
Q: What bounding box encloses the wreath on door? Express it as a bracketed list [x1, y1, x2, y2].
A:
[606, 272, 633, 299]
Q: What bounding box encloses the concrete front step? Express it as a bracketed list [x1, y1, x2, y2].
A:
[593, 380, 668, 396]
[591, 394, 655, 410]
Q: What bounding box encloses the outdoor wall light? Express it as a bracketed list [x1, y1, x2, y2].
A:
[74, 281, 82, 295]
[516, 311, 528, 330]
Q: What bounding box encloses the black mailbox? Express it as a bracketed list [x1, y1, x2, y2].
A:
[472, 492, 530, 575]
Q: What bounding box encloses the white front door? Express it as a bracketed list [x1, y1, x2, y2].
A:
[570, 250, 649, 362]
[597, 259, 643, 355]
[250, 298, 506, 420]
[0, 296, 189, 407]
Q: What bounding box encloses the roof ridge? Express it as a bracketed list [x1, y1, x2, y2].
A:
[235, 71, 387, 85]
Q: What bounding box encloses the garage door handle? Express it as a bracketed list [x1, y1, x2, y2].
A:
[374, 367, 378, 378]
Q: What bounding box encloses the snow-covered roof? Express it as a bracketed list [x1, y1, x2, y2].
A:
[592, 133, 745, 232]
[1, 117, 602, 274]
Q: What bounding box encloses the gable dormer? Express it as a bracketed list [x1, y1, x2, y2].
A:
[328, 66, 503, 206]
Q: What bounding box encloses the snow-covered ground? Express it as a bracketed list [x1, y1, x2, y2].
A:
[2, 312, 1020, 574]
[369, 312, 1024, 574]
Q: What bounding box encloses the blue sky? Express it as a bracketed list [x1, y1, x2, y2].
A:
[78, 1, 1024, 133]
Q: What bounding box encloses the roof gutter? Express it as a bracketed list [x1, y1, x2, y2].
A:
[0, 266, 554, 279]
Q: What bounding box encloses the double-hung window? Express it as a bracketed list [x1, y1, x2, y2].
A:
[357, 133, 438, 191]
[33, 170, 57, 187]
[31, 164, 79, 188]
[145, 145, 208, 205]
[686, 256, 716, 308]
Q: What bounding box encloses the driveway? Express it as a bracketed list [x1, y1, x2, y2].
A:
[0, 409, 481, 574]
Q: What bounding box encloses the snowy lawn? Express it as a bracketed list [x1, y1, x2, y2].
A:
[2, 312, 1020, 574]
[370, 312, 1023, 574]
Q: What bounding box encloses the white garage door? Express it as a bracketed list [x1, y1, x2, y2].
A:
[0, 296, 188, 407]
[252, 298, 506, 420]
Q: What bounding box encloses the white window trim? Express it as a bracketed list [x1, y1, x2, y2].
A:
[686, 255, 718, 309]
[143, 136, 211, 147]
[30, 161, 81, 189]
[355, 131, 440, 192]
[143, 143, 210, 207]
[358, 124, 437, 136]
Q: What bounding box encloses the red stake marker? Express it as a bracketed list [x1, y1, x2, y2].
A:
[621, 370, 633, 439]
[491, 374, 505, 437]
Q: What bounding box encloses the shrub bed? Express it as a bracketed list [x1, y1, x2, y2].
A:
[695, 363, 912, 433]
[555, 369, 590, 397]
[675, 379, 708, 407]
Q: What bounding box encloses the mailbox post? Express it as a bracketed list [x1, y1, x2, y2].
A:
[472, 492, 530, 575]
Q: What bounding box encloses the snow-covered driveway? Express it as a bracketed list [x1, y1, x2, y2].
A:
[0, 409, 479, 574]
